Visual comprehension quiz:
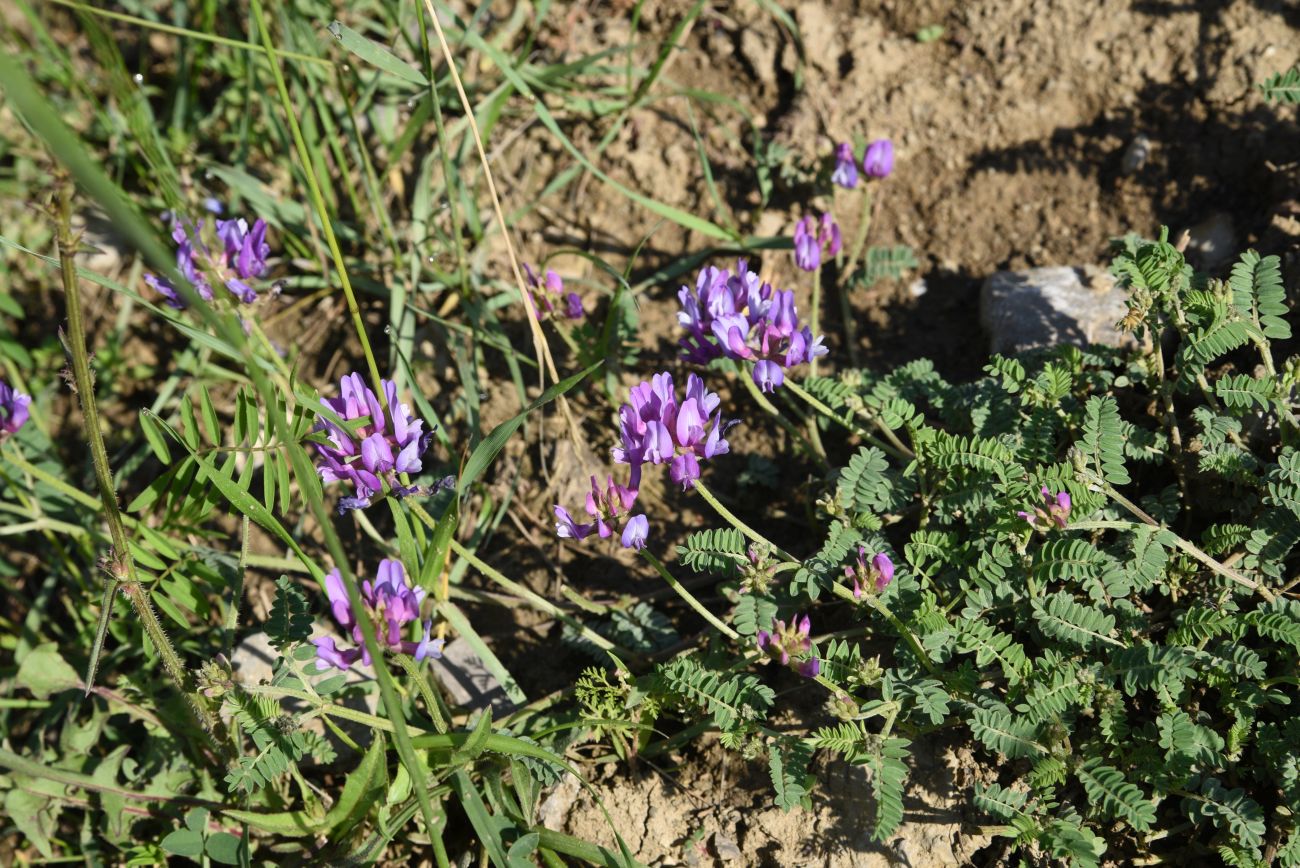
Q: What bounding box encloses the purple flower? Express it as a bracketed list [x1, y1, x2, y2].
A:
[831, 142, 858, 189]
[757, 614, 819, 678]
[863, 138, 894, 179]
[612, 372, 731, 490]
[1018, 486, 1072, 532]
[845, 546, 894, 598]
[524, 263, 584, 322]
[312, 559, 443, 671]
[564, 292, 584, 320]
[0, 380, 31, 436]
[676, 260, 827, 392]
[553, 472, 647, 550]
[145, 215, 273, 308]
[314, 372, 429, 512]
[792, 214, 842, 272]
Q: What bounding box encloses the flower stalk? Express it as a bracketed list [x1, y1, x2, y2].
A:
[693, 478, 795, 563]
[641, 549, 740, 641]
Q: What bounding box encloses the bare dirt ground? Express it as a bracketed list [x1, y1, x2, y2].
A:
[478, 1, 1300, 863]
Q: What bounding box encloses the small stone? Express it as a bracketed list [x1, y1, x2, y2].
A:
[1120, 134, 1151, 175]
[1184, 212, 1237, 272]
[980, 265, 1135, 355]
[712, 831, 743, 862]
[429, 637, 518, 715]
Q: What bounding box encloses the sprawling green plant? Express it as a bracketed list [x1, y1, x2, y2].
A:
[622, 230, 1300, 865]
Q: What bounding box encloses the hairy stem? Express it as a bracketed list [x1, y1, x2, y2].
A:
[739, 371, 827, 467]
[837, 188, 874, 368]
[783, 377, 913, 460]
[395, 654, 450, 734]
[56, 183, 219, 738]
[693, 478, 794, 563]
[1079, 491, 1274, 602]
[640, 549, 740, 641]
[829, 582, 938, 675]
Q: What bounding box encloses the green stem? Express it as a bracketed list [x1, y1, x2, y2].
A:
[692, 478, 794, 563]
[783, 377, 913, 460]
[829, 582, 938, 675]
[56, 183, 218, 736]
[444, 536, 630, 657]
[1097, 483, 1273, 602]
[395, 654, 450, 734]
[224, 515, 249, 658]
[809, 267, 822, 378]
[840, 188, 875, 293]
[739, 371, 827, 467]
[640, 550, 740, 641]
[249, 0, 386, 411]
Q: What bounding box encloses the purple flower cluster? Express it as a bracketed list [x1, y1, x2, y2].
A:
[677, 259, 827, 392]
[312, 559, 443, 671]
[845, 546, 894, 598]
[145, 214, 272, 308]
[758, 614, 820, 678]
[553, 372, 732, 552]
[613, 372, 732, 490]
[524, 264, 584, 321]
[0, 379, 31, 437]
[554, 474, 649, 550]
[793, 213, 842, 272]
[314, 372, 432, 513]
[829, 138, 894, 189]
[1019, 487, 1071, 532]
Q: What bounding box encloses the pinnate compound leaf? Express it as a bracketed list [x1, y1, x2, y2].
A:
[1184, 778, 1266, 849]
[868, 737, 911, 841]
[769, 738, 814, 811]
[1077, 759, 1157, 831]
[970, 706, 1046, 759]
[973, 782, 1029, 821]
[1229, 249, 1290, 339]
[1081, 395, 1130, 485]
[1032, 593, 1120, 649]
[267, 576, 313, 652]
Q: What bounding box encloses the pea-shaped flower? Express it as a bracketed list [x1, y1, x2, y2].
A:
[314, 373, 431, 513]
[845, 546, 894, 598]
[145, 214, 272, 308]
[554, 473, 649, 550]
[792, 213, 842, 272]
[0, 379, 31, 437]
[312, 559, 443, 671]
[862, 138, 894, 179]
[1019, 487, 1071, 532]
[831, 142, 859, 189]
[758, 615, 820, 678]
[612, 372, 732, 490]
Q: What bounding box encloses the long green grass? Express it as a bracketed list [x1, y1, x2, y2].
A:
[0, 0, 799, 863]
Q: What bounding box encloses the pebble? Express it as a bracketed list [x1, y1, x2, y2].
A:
[1184, 212, 1237, 272]
[1121, 134, 1151, 174]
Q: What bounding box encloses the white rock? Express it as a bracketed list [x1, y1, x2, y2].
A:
[980, 265, 1135, 355]
[429, 637, 519, 715]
